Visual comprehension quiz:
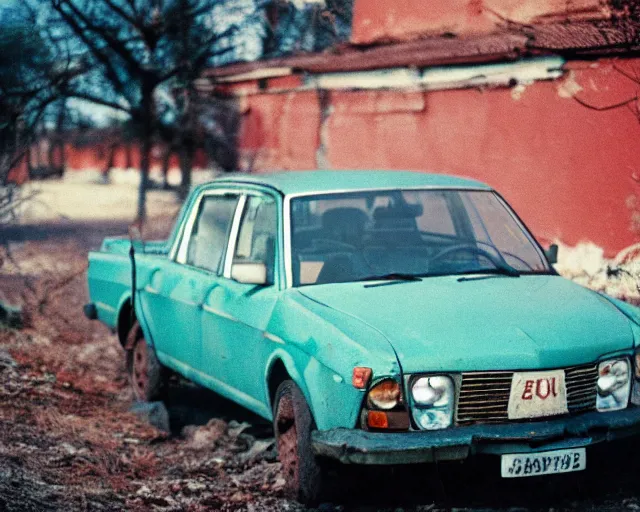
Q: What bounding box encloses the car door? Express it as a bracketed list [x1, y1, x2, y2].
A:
[201, 191, 281, 413]
[140, 189, 240, 374]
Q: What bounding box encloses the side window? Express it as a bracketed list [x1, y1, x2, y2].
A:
[186, 194, 239, 272]
[234, 195, 277, 282]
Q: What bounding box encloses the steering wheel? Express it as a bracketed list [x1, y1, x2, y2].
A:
[429, 244, 507, 269]
[499, 251, 534, 271]
[474, 241, 534, 271]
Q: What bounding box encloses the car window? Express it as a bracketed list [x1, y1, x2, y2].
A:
[186, 194, 239, 273]
[234, 195, 277, 282]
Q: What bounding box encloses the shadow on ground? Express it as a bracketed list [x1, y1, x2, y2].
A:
[165, 380, 273, 439]
[162, 379, 640, 511]
[0, 221, 132, 250]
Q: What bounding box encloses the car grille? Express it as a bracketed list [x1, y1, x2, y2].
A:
[456, 364, 598, 426]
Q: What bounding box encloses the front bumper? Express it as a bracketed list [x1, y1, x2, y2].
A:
[312, 407, 640, 465]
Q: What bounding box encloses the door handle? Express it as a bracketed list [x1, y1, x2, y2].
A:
[202, 303, 239, 323]
[200, 282, 221, 307]
[146, 268, 162, 295]
[145, 285, 160, 295]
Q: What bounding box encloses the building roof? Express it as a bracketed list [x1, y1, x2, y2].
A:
[199, 20, 640, 89]
[212, 170, 491, 195]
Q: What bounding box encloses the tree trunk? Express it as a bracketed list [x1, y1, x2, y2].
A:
[138, 136, 151, 222]
[125, 144, 133, 170]
[57, 141, 66, 176]
[54, 101, 66, 177]
[47, 135, 56, 175]
[34, 139, 42, 169]
[25, 146, 33, 178]
[137, 86, 154, 223]
[161, 147, 172, 190]
[102, 144, 116, 184]
[178, 142, 193, 200]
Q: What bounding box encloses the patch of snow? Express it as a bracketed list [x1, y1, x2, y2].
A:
[555, 241, 640, 301]
[557, 70, 583, 98]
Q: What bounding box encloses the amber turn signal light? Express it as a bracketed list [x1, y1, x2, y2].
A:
[367, 410, 389, 429]
[352, 367, 372, 389]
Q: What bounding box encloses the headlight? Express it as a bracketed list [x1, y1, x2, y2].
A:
[367, 379, 401, 410]
[411, 376, 454, 430]
[597, 358, 631, 412]
[631, 350, 640, 406]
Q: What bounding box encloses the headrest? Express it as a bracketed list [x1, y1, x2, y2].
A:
[322, 207, 369, 230]
[373, 203, 423, 221]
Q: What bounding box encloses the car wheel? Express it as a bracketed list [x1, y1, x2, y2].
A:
[273, 380, 328, 504]
[126, 322, 167, 402]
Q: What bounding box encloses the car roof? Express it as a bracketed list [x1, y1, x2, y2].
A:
[211, 170, 492, 196]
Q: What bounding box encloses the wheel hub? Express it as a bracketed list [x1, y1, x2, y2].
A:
[132, 339, 149, 399]
[276, 394, 299, 487]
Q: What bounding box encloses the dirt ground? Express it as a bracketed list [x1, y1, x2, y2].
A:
[3, 179, 640, 511]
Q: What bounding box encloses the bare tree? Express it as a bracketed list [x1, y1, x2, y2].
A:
[48, 0, 256, 221]
[0, 8, 81, 221]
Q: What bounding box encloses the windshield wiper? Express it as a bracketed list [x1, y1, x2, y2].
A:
[360, 273, 422, 288]
[457, 266, 520, 281]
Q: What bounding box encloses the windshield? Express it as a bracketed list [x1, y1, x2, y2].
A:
[290, 189, 551, 286]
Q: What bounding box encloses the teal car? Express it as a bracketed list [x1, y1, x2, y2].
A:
[85, 171, 640, 504]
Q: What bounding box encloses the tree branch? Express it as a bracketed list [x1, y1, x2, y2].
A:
[573, 94, 638, 112]
[54, 0, 141, 75]
[65, 92, 131, 113]
[52, 2, 130, 96]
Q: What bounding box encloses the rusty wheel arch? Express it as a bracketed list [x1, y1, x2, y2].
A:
[267, 358, 291, 412]
[117, 299, 135, 348]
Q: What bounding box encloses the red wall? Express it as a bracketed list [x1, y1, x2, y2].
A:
[239, 91, 320, 170]
[8, 144, 210, 176]
[236, 58, 640, 256]
[64, 145, 209, 171]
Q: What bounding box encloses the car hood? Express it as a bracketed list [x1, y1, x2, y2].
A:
[298, 275, 635, 374]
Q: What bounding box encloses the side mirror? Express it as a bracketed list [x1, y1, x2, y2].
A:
[545, 244, 558, 265]
[231, 262, 269, 285]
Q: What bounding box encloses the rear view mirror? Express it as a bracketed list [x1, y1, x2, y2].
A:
[545, 244, 558, 265]
[231, 262, 269, 285]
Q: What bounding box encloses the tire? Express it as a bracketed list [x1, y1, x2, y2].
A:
[273, 380, 328, 504]
[125, 322, 168, 402]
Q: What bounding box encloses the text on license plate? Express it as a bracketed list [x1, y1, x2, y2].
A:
[501, 448, 586, 478]
[508, 369, 568, 420]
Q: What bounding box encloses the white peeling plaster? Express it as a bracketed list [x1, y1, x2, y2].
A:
[311, 68, 421, 90]
[216, 67, 293, 83]
[557, 70, 583, 98]
[555, 241, 640, 300]
[307, 57, 565, 91]
[510, 84, 527, 100]
[420, 57, 564, 90]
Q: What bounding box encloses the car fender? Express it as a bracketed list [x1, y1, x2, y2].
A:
[263, 292, 401, 431]
[264, 348, 309, 411]
[597, 292, 640, 346]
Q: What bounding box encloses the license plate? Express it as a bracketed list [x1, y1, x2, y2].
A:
[507, 370, 568, 420]
[501, 448, 586, 478]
